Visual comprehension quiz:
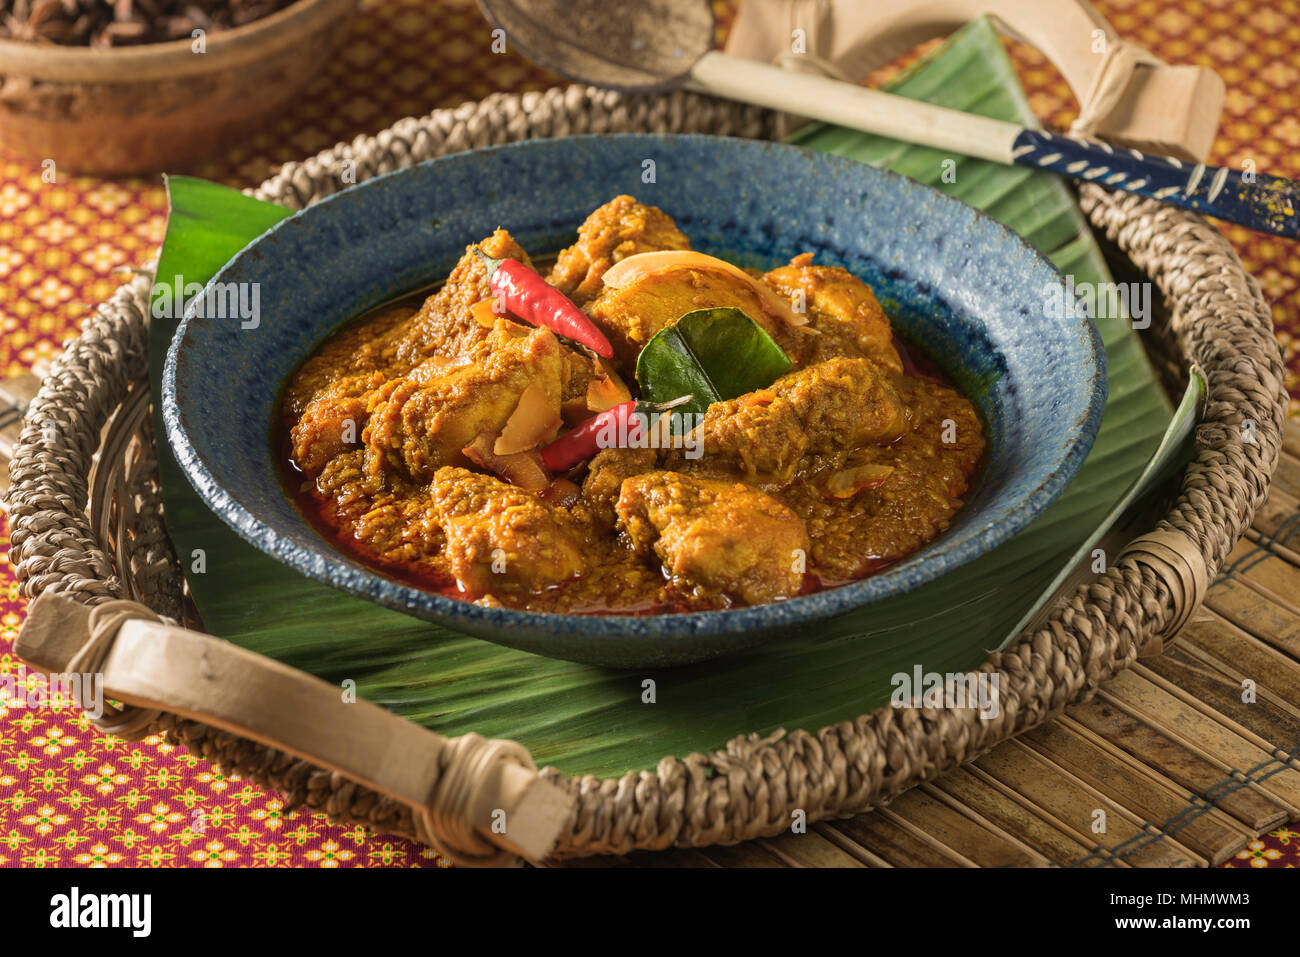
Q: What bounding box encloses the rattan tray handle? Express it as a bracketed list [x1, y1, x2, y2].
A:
[14, 591, 573, 867]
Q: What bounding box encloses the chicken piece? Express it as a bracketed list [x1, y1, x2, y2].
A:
[546, 195, 691, 305]
[762, 254, 903, 373]
[431, 467, 586, 593]
[616, 471, 810, 604]
[283, 304, 414, 420]
[676, 392, 809, 483]
[771, 356, 908, 452]
[581, 446, 659, 529]
[671, 357, 906, 483]
[313, 447, 369, 503]
[290, 372, 373, 476]
[583, 262, 804, 375]
[395, 228, 534, 367]
[364, 327, 565, 483]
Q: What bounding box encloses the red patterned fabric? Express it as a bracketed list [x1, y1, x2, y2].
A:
[1223, 827, 1300, 868]
[0, 0, 1296, 867]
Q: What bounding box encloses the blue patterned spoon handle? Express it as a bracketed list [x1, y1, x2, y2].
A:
[1011, 129, 1298, 238]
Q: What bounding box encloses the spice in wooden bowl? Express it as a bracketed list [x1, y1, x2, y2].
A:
[0, 0, 298, 47]
[0, 0, 358, 173]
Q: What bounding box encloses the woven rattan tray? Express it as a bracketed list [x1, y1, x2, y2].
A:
[3, 85, 1288, 864]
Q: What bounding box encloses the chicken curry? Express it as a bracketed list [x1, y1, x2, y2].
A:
[279, 196, 985, 614]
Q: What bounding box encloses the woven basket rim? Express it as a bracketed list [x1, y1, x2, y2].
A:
[4, 84, 1287, 863]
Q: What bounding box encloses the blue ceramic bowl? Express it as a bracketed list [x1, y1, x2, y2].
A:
[164, 134, 1105, 668]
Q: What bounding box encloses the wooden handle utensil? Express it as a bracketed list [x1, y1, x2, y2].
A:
[688, 51, 1297, 238]
[477, 0, 1296, 238]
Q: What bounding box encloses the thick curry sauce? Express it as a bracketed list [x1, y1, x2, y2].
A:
[278, 196, 985, 615]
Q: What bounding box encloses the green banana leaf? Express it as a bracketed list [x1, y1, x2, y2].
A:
[149, 16, 1175, 777]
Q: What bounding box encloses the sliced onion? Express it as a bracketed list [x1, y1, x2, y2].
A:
[538, 478, 582, 507]
[600, 250, 807, 326]
[586, 363, 632, 412]
[463, 431, 551, 492]
[495, 381, 562, 456]
[825, 464, 894, 499]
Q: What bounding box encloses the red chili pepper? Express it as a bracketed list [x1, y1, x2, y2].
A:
[540, 401, 639, 473]
[540, 396, 692, 473]
[472, 247, 614, 359]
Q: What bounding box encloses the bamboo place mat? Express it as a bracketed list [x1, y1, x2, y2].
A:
[561, 424, 1300, 868]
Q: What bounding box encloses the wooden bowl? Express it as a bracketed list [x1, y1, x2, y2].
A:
[0, 0, 358, 175]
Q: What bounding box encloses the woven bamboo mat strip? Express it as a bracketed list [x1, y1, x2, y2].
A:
[586, 422, 1300, 867]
